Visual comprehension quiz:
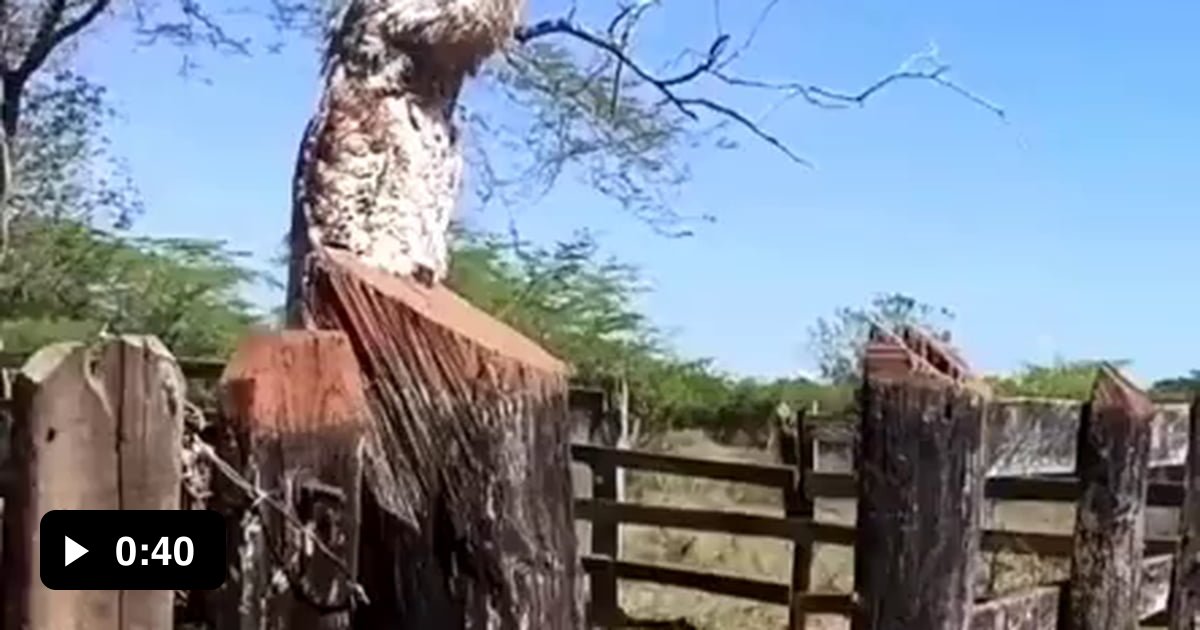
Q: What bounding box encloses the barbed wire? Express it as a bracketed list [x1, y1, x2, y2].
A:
[181, 401, 369, 612]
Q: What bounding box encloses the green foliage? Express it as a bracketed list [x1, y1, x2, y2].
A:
[0, 41, 264, 359]
[986, 359, 1130, 400]
[11, 71, 140, 228]
[808, 292, 955, 384]
[1151, 371, 1200, 395]
[0, 216, 266, 357]
[471, 43, 697, 233]
[448, 229, 846, 434]
[449, 228, 657, 373]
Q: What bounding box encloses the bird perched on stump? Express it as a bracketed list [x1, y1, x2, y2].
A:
[287, 0, 524, 323]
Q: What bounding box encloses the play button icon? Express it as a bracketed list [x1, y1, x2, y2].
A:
[40, 510, 227, 590]
[63, 536, 87, 567]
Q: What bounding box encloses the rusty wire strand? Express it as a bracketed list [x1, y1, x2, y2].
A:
[181, 401, 369, 609]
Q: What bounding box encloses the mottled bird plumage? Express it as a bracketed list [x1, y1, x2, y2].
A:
[288, 0, 522, 321]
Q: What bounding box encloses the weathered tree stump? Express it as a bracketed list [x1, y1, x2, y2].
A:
[1, 337, 185, 630]
[302, 249, 581, 629]
[1064, 364, 1154, 630]
[211, 331, 367, 630]
[854, 375, 986, 630]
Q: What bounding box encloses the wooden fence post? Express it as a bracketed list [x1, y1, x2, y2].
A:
[590, 451, 620, 626]
[1063, 364, 1153, 630]
[777, 407, 815, 630]
[1169, 393, 1200, 629]
[1, 337, 185, 630]
[614, 376, 631, 506]
[854, 376, 986, 630]
[211, 331, 367, 630]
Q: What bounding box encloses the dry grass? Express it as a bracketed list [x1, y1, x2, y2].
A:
[617, 431, 855, 630]
[607, 430, 1177, 630]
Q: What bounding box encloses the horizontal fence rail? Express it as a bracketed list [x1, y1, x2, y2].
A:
[808, 398, 1192, 477]
[576, 494, 1178, 559]
[571, 443, 796, 489]
[573, 424, 1193, 629]
[575, 443, 1191, 508]
[4, 351, 1194, 629]
[808, 471, 1188, 506]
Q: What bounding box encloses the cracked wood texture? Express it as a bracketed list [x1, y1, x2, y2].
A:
[1, 337, 185, 630]
[776, 412, 815, 630]
[854, 376, 986, 630]
[1169, 396, 1200, 629]
[304, 250, 581, 629]
[968, 586, 1060, 630]
[1065, 364, 1154, 630]
[856, 326, 987, 630]
[209, 331, 367, 630]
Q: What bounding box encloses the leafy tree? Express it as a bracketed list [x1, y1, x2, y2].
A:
[4, 0, 996, 240]
[0, 9, 267, 358]
[1151, 370, 1200, 395]
[11, 71, 139, 228]
[0, 0, 1000, 362]
[808, 292, 956, 384]
[0, 0, 272, 357]
[448, 228, 850, 434]
[0, 0, 1001, 425]
[0, 215, 266, 357]
[237, 1, 998, 233]
[474, 10, 1000, 233]
[0, 64, 139, 263]
[448, 227, 660, 376]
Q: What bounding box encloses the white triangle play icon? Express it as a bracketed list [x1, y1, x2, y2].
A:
[64, 536, 88, 567]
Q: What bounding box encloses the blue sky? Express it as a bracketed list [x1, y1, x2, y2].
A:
[78, 1, 1200, 384]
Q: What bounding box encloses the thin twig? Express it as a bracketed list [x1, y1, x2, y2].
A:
[515, 18, 699, 120]
[513, 12, 1005, 168]
[675, 96, 809, 166]
[133, 0, 251, 55]
[714, 0, 781, 70]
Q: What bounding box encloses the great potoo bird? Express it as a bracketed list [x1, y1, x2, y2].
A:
[288, 0, 523, 320]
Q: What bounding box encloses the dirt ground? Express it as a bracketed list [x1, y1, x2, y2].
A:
[604, 430, 1173, 630]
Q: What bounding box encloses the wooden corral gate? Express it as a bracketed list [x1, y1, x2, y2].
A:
[1, 342, 1199, 629]
[572, 384, 1200, 629]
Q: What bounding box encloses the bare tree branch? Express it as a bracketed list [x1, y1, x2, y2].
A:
[516, 18, 702, 120]
[714, 0, 779, 70]
[16, 0, 111, 83]
[675, 96, 809, 166]
[513, 16, 804, 166]
[514, 8, 1005, 168]
[18, 0, 69, 77]
[132, 0, 251, 55]
[712, 65, 1006, 120]
[0, 0, 112, 267]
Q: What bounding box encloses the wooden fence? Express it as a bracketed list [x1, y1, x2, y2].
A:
[1, 346, 1198, 629]
[572, 385, 1200, 629]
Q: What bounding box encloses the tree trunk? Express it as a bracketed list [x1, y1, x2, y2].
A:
[285, 2, 583, 628]
[303, 251, 582, 629]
